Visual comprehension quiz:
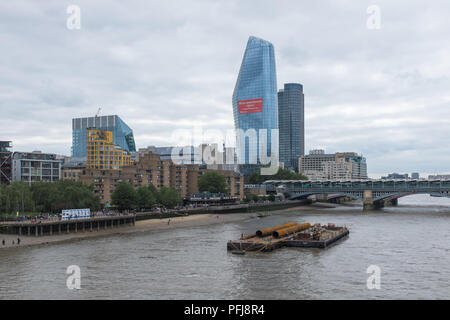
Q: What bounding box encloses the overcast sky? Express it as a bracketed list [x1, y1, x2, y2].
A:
[1, 0, 449, 176]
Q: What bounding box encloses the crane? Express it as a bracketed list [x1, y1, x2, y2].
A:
[95, 107, 102, 118]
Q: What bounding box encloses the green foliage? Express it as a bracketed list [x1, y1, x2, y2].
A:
[247, 168, 308, 184]
[111, 181, 138, 212]
[198, 171, 228, 194]
[252, 194, 259, 202]
[136, 186, 156, 210]
[0, 180, 100, 216]
[268, 194, 276, 202]
[158, 187, 182, 209]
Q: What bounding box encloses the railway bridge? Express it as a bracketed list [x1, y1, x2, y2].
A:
[263, 179, 450, 210]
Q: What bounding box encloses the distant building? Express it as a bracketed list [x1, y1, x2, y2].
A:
[299, 150, 367, 180]
[0, 141, 12, 185]
[411, 172, 420, 179]
[381, 173, 409, 180]
[232, 36, 278, 173]
[428, 174, 450, 180]
[72, 115, 136, 160]
[278, 83, 305, 172]
[12, 151, 61, 184]
[86, 129, 132, 170]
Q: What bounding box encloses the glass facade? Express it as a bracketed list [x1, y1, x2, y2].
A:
[278, 83, 305, 172]
[72, 115, 136, 160]
[232, 36, 278, 169]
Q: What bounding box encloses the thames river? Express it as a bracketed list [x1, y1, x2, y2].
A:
[1, 194, 449, 300]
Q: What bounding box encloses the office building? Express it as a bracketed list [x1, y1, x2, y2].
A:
[72, 115, 136, 160]
[12, 151, 62, 184]
[86, 129, 132, 170]
[278, 83, 305, 171]
[232, 36, 278, 172]
[299, 150, 367, 180]
[0, 141, 12, 185]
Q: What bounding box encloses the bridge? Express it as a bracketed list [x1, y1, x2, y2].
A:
[263, 179, 450, 210]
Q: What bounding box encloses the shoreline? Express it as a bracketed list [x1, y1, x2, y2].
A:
[0, 202, 336, 250]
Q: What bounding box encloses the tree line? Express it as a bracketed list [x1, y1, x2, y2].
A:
[111, 181, 182, 212]
[0, 180, 101, 216]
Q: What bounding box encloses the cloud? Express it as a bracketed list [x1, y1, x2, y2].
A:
[0, 0, 449, 175]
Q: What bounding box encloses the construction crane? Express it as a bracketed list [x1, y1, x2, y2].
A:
[95, 107, 102, 118]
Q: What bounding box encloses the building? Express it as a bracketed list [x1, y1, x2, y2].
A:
[61, 162, 86, 182]
[12, 151, 62, 184]
[411, 172, 420, 179]
[278, 83, 305, 171]
[79, 152, 244, 205]
[381, 173, 409, 180]
[72, 115, 136, 160]
[86, 129, 133, 170]
[299, 150, 367, 180]
[428, 174, 450, 180]
[232, 36, 278, 173]
[0, 141, 13, 185]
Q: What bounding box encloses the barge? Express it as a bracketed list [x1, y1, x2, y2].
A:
[227, 222, 349, 253]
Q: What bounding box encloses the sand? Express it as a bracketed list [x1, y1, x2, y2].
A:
[0, 203, 336, 250]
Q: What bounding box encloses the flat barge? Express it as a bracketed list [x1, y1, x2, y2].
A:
[227, 222, 349, 253]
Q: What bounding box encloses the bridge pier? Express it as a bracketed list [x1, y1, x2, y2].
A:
[363, 190, 385, 211]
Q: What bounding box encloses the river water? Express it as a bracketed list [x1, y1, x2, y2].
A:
[0, 194, 449, 300]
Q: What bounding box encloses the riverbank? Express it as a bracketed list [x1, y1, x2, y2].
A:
[0, 202, 336, 250]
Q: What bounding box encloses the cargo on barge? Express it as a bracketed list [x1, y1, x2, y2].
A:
[227, 222, 349, 253]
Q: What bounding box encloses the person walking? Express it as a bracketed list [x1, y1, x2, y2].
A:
[17, 238, 21, 245]
[2, 239, 5, 246]
[168, 219, 171, 225]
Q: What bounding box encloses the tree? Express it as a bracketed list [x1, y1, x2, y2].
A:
[268, 194, 276, 202]
[111, 181, 137, 212]
[198, 171, 228, 194]
[159, 187, 181, 208]
[137, 186, 156, 210]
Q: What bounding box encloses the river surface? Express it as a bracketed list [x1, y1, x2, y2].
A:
[1, 194, 449, 299]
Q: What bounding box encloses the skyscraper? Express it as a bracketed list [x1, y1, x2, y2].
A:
[232, 36, 278, 173]
[72, 115, 136, 160]
[278, 83, 305, 171]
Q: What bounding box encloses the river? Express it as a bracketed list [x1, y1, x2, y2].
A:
[1, 194, 449, 299]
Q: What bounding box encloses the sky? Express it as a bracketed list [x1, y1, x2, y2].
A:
[0, 0, 449, 176]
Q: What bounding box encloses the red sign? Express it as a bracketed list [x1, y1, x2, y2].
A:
[238, 98, 263, 114]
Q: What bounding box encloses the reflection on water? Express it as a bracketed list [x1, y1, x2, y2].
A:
[0, 194, 449, 299]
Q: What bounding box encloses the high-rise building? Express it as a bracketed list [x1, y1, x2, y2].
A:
[232, 36, 278, 173]
[86, 129, 132, 170]
[278, 83, 305, 172]
[72, 115, 136, 160]
[12, 151, 62, 184]
[0, 141, 12, 185]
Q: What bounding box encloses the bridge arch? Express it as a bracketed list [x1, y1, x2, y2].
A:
[289, 192, 363, 201]
[373, 192, 450, 202]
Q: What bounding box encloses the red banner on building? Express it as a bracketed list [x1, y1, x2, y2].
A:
[238, 98, 263, 114]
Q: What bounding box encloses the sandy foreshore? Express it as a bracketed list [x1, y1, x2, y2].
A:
[0, 202, 336, 250]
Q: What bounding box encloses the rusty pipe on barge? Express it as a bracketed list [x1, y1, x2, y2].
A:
[256, 222, 297, 237]
[272, 223, 311, 238]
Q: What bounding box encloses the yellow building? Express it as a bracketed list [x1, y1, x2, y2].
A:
[86, 129, 132, 170]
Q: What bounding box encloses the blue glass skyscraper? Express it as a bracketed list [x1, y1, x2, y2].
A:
[72, 115, 136, 160]
[232, 36, 278, 170]
[278, 83, 305, 172]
